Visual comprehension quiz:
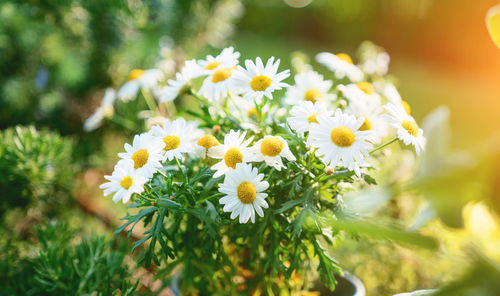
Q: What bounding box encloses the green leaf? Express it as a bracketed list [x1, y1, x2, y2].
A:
[157, 198, 181, 209]
[310, 234, 341, 291]
[362, 173, 377, 185]
[324, 215, 439, 250]
[274, 196, 304, 214]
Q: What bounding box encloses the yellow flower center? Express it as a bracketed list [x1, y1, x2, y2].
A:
[250, 75, 272, 91]
[356, 82, 375, 95]
[401, 100, 411, 115]
[260, 137, 284, 157]
[128, 69, 145, 81]
[224, 147, 243, 169]
[336, 53, 353, 64]
[211, 68, 234, 83]
[247, 107, 267, 120]
[402, 120, 418, 137]
[120, 176, 133, 190]
[331, 126, 355, 147]
[205, 61, 221, 70]
[197, 135, 220, 150]
[308, 113, 319, 124]
[304, 88, 322, 103]
[359, 117, 372, 131]
[131, 149, 149, 169]
[237, 181, 257, 204]
[163, 135, 181, 151]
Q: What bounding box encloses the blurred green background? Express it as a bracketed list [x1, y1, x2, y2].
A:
[1, 0, 500, 295]
[3, 0, 500, 148]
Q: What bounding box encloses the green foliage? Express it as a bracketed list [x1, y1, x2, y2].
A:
[0, 0, 241, 133]
[0, 126, 75, 218]
[0, 222, 138, 296]
[0, 0, 128, 130]
[433, 251, 500, 296]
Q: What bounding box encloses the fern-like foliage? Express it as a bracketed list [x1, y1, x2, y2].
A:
[0, 126, 75, 218]
[0, 222, 138, 296]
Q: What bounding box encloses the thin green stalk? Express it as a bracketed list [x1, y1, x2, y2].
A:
[110, 114, 136, 130]
[165, 101, 177, 117]
[369, 137, 398, 154]
[174, 157, 188, 183]
[156, 169, 169, 179]
[256, 97, 268, 130]
[188, 89, 208, 104]
[315, 172, 325, 181]
[195, 193, 225, 205]
[141, 88, 158, 114]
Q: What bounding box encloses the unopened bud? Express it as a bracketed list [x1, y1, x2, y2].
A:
[169, 195, 174, 200]
[212, 125, 221, 134]
[324, 166, 335, 175]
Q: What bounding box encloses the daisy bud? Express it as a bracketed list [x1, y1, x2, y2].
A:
[212, 125, 221, 134]
[324, 166, 335, 175]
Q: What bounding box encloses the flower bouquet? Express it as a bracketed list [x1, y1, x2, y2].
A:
[96, 44, 432, 295]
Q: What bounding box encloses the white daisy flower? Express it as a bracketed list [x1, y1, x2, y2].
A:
[287, 101, 332, 136]
[100, 159, 148, 203]
[185, 120, 205, 157]
[195, 134, 221, 158]
[337, 82, 381, 107]
[357, 41, 391, 76]
[198, 66, 238, 102]
[118, 69, 164, 102]
[207, 130, 254, 178]
[118, 133, 165, 178]
[378, 82, 412, 115]
[378, 81, 401, 103]
[284, 70, 336, 106]
[249, 136, 296, 170]
[84, 88, 116, 132]
[198, 46, 240, 71]
[316, 52, 364, 82]
[218, 163, 269, 223]
[158, 59, 203, 102]
[308, 109, 375, 175]
[384, 103, 426, 155]
[345, 99, 387, 143]
[360, 52, 390, 76]
[150, 118, 202, 161]
[230, 57, 290, 101]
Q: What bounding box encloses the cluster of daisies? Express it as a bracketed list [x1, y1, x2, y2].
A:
[100, 118, 294, 223]
[100, 46, 426, 224]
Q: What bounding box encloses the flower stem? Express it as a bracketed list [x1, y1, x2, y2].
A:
[188, 89, 207, 104]
[109, 114, 136, 130]
[369, 137, 398, 154]
[256, 97, 268, 130]
[141, 88, 158, 114]
[164, 101, 177, 118]
[195, 193, 224, 205]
